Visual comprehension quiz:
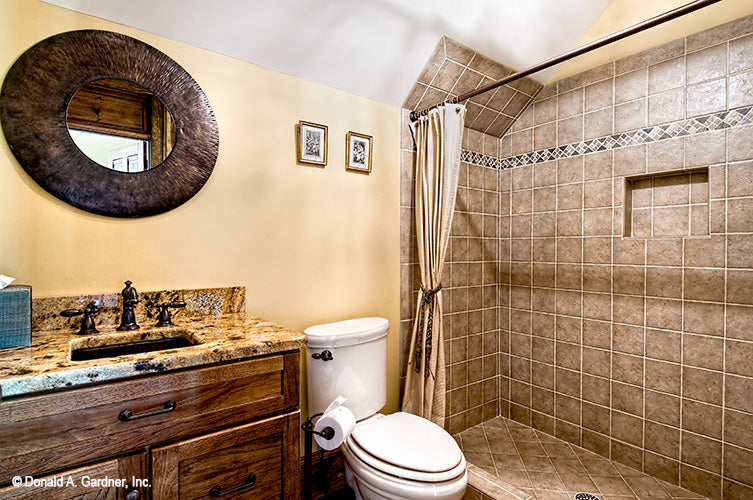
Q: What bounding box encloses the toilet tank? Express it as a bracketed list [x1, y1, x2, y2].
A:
[305, 317, 388, 421]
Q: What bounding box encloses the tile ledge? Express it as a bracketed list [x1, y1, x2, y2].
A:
[466, 463, 534, 500]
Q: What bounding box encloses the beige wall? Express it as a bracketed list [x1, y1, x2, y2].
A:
[0, 1, 402, 415]
[551, 0, 753, 82]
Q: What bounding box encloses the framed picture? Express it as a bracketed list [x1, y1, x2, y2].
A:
[297, 121, 328, 166]
[346, 131, 372, 173]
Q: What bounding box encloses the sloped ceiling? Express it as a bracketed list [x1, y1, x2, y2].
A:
[552, 0, 753, 81]
[40, 0, 753, 108]
[40, 0, 611, 106]
[404, 37, 544, 138]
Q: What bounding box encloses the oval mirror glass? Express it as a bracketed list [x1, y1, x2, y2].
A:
[66, 79, 175, 173]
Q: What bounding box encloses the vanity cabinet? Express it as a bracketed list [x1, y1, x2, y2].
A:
[0, 351, 300, 499]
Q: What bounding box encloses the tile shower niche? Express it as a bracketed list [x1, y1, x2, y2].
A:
[624, 169, 709, 238]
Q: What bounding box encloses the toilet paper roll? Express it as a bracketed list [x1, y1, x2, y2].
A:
[313, 404, 356, 450]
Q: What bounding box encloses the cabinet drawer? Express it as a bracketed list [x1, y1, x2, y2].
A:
[0, 352, 299, 484]
[0, 452, 145, 500]
[152, 410, 299, 500]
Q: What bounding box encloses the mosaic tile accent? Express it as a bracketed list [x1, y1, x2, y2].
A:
[460, 149, 503, 169]
[460, 106, 753, 170]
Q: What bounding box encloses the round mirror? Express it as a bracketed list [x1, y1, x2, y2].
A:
[0, 30, 218, 218]
[66, 79, 175, 173]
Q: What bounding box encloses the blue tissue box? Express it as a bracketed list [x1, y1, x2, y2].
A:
[0, 285, 31, 349]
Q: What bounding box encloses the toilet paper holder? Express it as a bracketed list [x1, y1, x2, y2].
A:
[301, 413, 335, 500]
[302, 413, 335, 440]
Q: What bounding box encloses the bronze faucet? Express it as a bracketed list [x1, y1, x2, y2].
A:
[117, 280, 140, 331]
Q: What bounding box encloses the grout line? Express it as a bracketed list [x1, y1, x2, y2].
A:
[580, 151, 587, 448]
[679, 225, 687, 490]
[720, 141, 729, 500]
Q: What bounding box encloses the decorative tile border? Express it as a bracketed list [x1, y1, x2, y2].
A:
[461, 106, 753, 169]
[461, 149, 503, 169]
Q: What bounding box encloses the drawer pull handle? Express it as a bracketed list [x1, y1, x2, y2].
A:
[209, 473, 256, 497]
[118, 400, 176, 422]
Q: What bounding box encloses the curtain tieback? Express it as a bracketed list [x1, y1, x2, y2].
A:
[415, 283, 442, 379]
[420, 284, 442, 305]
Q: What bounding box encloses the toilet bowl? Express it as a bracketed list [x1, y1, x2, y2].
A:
[304, 318, 467, 500]
[341, 413, 467, 500]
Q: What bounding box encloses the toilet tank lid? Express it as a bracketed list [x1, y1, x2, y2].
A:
[304, 317, 389, 348]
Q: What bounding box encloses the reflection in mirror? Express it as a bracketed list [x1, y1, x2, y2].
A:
[66, 79, 175, 172]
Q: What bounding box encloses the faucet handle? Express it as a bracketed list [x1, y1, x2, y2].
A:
[155, 301, 186, 327]
[60, 309, 84, 319]
[60, 301, 100, 335]
[60, 301, 100, 316]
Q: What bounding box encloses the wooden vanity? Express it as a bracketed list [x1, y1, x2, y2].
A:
[0, 312, 304, 500]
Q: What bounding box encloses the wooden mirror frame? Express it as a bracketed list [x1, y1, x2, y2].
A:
[0, 30, 219, 218]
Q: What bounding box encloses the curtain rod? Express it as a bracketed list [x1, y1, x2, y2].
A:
[410, 0, 723, 121]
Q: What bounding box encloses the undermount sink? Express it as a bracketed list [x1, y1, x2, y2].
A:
[70, 329, 202, 361]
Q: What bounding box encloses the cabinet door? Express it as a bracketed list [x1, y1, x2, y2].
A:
[152, 411, 299, 500]
[0, 452, 146, 500]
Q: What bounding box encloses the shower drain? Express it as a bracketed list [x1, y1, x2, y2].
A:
[574, 494, 601, 500]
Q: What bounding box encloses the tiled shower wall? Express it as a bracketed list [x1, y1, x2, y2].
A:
[401, 12, 753, 500]
[496, 15, 753, 499]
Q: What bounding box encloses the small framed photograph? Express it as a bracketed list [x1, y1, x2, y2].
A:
[297, 121, 328, 166]
[346, 131, 372, 173]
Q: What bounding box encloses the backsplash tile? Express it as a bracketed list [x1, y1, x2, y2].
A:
[32, 286, 245, 332]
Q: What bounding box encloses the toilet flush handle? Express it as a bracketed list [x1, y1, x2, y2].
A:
[312, 350, 333, 361]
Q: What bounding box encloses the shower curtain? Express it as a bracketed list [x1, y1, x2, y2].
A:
[402, 103, 466, 427]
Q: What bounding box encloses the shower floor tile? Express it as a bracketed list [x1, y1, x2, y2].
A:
[456, 417, 708, 500]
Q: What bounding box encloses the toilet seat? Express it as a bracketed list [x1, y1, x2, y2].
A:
[343, 453, 467, 500]
[345, 412, 466, 483]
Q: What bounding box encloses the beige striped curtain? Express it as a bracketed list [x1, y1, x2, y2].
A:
[402, 103, 466, 427]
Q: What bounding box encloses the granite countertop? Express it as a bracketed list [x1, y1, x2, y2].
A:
[0, 313, 306, 399]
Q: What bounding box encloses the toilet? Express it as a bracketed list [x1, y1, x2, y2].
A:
[305, 317, 467, 500]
